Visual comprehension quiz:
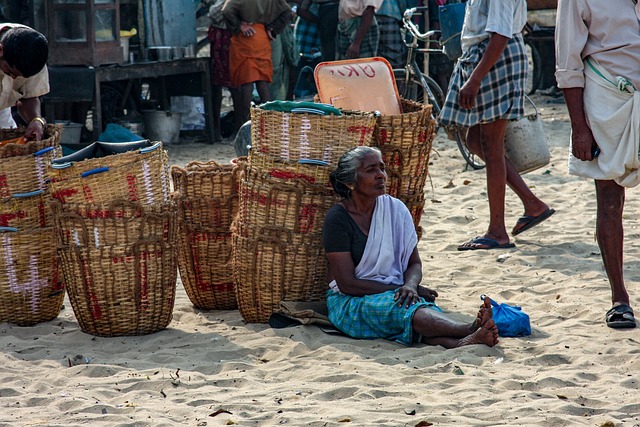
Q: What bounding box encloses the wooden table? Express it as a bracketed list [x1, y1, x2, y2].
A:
[44, 57, 214, 142]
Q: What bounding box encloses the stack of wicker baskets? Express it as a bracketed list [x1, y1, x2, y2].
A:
[372, 99, 436, 238]
[47, 140, 177, 336]
[232, 106, 377, 323]
[0, 125, 64, 326]
[171, 159, 246, 310]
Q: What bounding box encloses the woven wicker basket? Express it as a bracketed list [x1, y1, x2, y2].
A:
[231, 226, 328, 323]
[250, 107, 377, 165]
[0, 190, 52, 229]
[0, 227, 64, 325]
[0, 125, 62, 201]
[382, 143, 433, 198]
[0, 124, 62, 158]
[48, 141, 170, 207]
[51, 199, 176, 248]
[177, 224, 236, 310]
[171, 160, 244, 310]
[53, 201, 178, 336]
[249, 151, 337, 188]
[376, 99, 432, 128]
[171, 160, 242, 199]
[238, 167, 338, 235]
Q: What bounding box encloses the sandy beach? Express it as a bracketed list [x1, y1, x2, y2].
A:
[1, 94, 639, 427]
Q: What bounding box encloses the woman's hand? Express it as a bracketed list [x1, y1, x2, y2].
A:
[240, 21, 255, 37]
[417, 286, 438, 302]
[394, 284, 420, 308]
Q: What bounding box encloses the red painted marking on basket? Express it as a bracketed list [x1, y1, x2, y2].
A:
[126, 174, 139, 201]
[51, 256, 64, 293]
[51, 188, 79, 203]
[269, 169, 316, 184]
[298, 204, 318, 233]
[347, 125, 374, 145]
[38, 199, 47, 227]
[378, 129, 389, 145]
[212, 283, 234, 292]
[82, 184, 94, 203]
[0, 175, 9, 199]
[81, 257, 102, 320]
[0, 211, 27, 226]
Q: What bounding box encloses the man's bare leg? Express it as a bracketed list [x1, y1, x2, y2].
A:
[595, 179, 629, 306]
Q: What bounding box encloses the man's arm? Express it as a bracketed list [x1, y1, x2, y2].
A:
[16, 97, 45, 141]
[345, 5, 375, 59]
[562, 87, 597, 161]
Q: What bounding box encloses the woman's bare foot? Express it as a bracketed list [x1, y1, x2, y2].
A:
[471, 296, 493, 331]
[457, 319, 500, 347]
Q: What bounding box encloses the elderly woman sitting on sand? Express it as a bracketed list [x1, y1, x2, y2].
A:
[322, 146, 499, 348]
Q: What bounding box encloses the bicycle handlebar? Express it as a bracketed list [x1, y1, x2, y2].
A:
[402, 7, 439, 41]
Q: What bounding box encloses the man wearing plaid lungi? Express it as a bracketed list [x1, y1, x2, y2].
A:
[336, 0, 383, 59]
[440, 0, 554, 251]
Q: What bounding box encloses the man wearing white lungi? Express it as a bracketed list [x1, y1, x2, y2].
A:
[556, 0, 640, 329]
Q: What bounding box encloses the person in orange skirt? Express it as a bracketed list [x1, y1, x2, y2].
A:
[222, 0, 293, 123]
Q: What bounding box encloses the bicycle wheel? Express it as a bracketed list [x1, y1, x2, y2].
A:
[393, 69, 444, 115]
[454, 126, 485, 170]
[524, 39, 542, 95]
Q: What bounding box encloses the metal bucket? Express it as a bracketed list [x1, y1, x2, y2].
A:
[504, 96, 550, 174]
[142, 110, 182, 144]
[55, 121, 84, 145]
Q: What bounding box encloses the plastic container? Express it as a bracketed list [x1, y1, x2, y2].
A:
[143, 110, 182, 144]
[504, 96, 550, 174]
[315, 57, 402, 115]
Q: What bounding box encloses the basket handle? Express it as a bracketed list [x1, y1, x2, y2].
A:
[0, 226, 18, 233]
[267, 183, 303, 232]
[34, 146, 55, 157]
[298, 159, 329, 166]
[12, 189, 44, 198]
[524, 94, 539, 117]
[139, 142, 162, 154]
[81, 167, 109, 178]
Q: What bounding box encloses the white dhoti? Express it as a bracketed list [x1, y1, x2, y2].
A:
[568, 58, 640, 188]
[0, 108, 17, 129]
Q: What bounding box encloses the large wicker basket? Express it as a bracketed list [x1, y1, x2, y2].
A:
[52, 200, 178, 336]
[250, 107, 377, 165]
[0, 227, 64, 325]
[231, 225, 328, 323]
[171, 161, 244, 310]
[237, 167, 338, 235]
[48, 141, 170, 207]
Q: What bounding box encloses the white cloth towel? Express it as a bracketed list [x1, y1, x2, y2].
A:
[329, 195, 418, 293]
[568, 58, 640, 187]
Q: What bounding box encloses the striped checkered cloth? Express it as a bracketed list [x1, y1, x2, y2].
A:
[336, 15, 380, 60]
[376, 15, 406, 69]
[439, 33, 527, 127]
[326, 289, 442, 346]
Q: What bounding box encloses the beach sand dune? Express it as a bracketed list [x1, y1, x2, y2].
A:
[1, 95, 639, 426]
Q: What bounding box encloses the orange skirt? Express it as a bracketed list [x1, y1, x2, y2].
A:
[229, 23, 273, 86]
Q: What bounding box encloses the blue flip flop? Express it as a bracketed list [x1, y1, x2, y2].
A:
[512, 208, 556, 236]
[458, 237, 516, 251]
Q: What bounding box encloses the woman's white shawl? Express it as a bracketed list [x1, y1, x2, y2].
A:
[329, 195, 418, 293]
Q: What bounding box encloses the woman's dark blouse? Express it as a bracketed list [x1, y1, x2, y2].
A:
[322, 204, 368, 266]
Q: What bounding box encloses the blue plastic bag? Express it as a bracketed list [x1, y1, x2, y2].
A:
[483, 296, 531, 337]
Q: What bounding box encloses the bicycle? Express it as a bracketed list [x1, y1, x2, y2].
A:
[394, 6, 485, 170]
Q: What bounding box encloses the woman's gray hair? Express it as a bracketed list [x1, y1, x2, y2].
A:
[329, 146, 382, 198]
